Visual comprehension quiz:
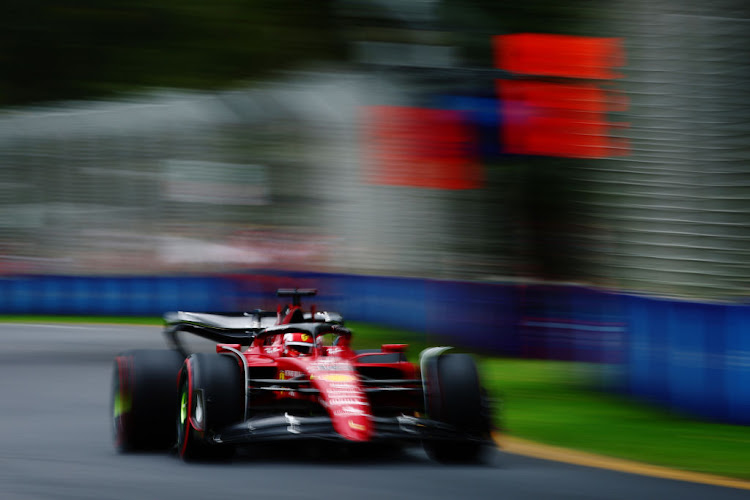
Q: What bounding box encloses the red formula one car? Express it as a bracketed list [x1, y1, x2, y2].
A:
[111, 289, 493, 462]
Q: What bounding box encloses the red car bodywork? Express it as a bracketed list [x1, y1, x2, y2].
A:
[150, 288, 492, 459]
[215, 321, 420, 443]
[164, 289, 426, 446]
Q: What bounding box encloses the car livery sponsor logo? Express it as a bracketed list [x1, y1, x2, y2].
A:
[328, 398, 368, 406]
[328, 382, 358, 390]
[327, 390, 365, 400]
[334, 405, 368, 416]
[348, 420, 366, 431]
[310, 359, 353, 372]
[326, 387, 362, 396]
[277, 370, 304, 397]
[280, 370, 304, 379]
[318, 373, 356, 383]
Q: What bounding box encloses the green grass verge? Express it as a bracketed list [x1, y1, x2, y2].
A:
[3, 315, 748, 479]
[0, 315, 163, 325]
[480, 358, 750, 480]
[344, 321, 750, 480]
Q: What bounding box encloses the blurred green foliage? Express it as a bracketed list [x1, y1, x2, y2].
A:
[0, 0, 345, 105]
[0, 0, 620, 106]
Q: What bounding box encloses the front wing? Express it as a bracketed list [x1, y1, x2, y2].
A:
[213, 414, 489, 446]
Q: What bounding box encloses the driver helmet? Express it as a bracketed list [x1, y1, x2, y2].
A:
[283, 332, 314, 356]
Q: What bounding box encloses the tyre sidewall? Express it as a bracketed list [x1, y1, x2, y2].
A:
[177, 353, 243, 460]
[112, 349, 184, 452]
[423, 353, 491, 463]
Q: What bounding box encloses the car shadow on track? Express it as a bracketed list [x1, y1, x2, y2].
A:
[124, 443, 502, 470]
[220, 442, 502, 469]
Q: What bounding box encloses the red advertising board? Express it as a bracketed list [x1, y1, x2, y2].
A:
[362, 106, 483, 189]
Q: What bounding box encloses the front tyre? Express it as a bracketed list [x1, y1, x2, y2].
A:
[422, 353, 491, 463]
[177, 353, 244, 461]
[111, 349, 184, 452]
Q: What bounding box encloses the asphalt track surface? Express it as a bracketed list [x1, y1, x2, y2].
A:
[1, 323, 747, 500]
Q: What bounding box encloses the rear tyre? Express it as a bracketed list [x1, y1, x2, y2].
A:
[177, 353, 244, 461]
[111, 349, 184, 452]
[422, 353, 491, 463]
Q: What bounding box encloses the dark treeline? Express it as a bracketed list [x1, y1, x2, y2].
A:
[0, 0, 622, 107]
[0, 0, 345, 106]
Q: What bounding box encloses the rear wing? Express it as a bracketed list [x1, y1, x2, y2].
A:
[277, 288, 317, 306]
[164, 288, 343, 355]
[163, 310, 347, 355]
[163, 311, 277, 355]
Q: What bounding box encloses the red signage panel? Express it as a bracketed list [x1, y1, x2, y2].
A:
[494, 33, 625, 80]
[362, 106, 483, 190]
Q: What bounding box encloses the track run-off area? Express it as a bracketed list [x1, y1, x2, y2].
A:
[0, 322, 747, 500]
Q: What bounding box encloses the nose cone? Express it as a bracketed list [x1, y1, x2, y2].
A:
[309, 367, 373, 442]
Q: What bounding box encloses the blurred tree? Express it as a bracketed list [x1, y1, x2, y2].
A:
[438, 0, 621, 67]
[0, 0, 346, 106]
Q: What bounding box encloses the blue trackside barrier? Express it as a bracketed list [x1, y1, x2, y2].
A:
[0, 271, 748, 424]
[623, 294, 750, 425]
[516, 284, 626, 363]
[626, 295, 671, 406]
[424, 279, 520, 355]
[0, 275, 234, 316]
[725, 305, 750, 424]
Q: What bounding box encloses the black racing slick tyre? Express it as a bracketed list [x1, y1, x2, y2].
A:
[423, 353, 491, 463]
[111, 349, 184, 452]
[176, 353, 244, 461]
